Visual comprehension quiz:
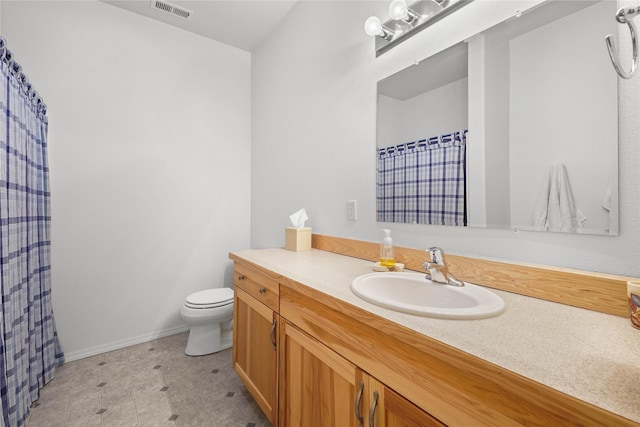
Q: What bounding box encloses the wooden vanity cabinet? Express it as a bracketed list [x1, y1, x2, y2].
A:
[279, 320, 365, 427]
[233, 262, 280, 425]
[231, 255, 638, 427]
[278, 319, 442, 427]
[366, 376, 446, 427]
[230, 259, 455, 427]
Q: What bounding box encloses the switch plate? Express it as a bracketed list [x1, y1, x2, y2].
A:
[347, 200, 357, 221]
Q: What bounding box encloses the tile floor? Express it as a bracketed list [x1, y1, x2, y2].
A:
[25, 332, 271, 427]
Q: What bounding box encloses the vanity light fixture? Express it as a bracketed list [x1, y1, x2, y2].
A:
[364, 16, 394, 40]
[365, 0, 472, 56]
[389, 0, 419, 24]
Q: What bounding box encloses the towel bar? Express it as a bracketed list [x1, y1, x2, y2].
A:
[605, 6, 639, 79]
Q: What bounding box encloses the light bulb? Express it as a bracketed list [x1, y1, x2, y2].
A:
[364, 16, 383, 36]
[389, 0, 409, 20]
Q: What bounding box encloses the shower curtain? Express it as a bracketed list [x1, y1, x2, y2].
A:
[377, 131, 467, 226]
[0, 38, 64, 427]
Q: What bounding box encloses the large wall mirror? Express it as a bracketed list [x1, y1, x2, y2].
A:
[376, 0, 619, 235]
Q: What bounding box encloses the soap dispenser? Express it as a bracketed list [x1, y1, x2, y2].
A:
[380, 229, 395, 268]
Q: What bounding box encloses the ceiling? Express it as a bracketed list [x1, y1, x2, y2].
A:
[378, 42, 468, 101]
[101, 0, 298, 52]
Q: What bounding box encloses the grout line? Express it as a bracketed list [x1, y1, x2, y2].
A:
[62, 361, 75, 427]
[160, 365, 176, 426]
[99, 359, 104, 427]
[131, 355, 141, 427]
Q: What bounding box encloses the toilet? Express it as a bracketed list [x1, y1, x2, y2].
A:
[180, 288, 234, 356]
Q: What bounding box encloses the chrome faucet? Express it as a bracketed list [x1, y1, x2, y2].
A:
[422, 247, 464, 287]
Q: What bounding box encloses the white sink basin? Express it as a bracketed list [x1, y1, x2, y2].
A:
[351, 272, 505, 319]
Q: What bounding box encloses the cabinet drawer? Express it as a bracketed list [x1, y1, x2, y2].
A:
[234, 262, 280, 311]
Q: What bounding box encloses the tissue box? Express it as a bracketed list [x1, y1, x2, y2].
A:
[285, 227, 312, 252]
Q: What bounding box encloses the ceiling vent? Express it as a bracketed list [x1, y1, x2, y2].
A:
[150, 0, 192, 20]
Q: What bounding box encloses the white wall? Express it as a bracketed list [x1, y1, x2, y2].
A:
[377, 95, 403, 149]
[482, 28, 512, 229]
[377, 79, 468, 149]
[2, 1, 251, 359]
[252, 0, 640, 277]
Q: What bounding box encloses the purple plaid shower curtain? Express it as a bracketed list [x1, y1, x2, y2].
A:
[0, 38, 64, 427]
[377, 131, 467, 226]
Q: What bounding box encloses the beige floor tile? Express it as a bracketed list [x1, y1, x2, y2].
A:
[29, 395, 69, 414]
[53, 362, 75, 379]
[26, 418, 65, 427]
[136, 402, 176, 427]
[68, 381, 102, 402]
[103, 346, 132, 362]
[235, 396, 268, 423]
[64, 413, 102, 427]
[69, 369, 102, 396]
[202, 392, 236, 418]
[168, 394, 211, 425]
[26, 402, 67, 427]
[102, 387, 136, 408]
[139, 419, 176, 427]
[36, 379, 72, 407]
[134, 388, 170, 409]
[101, 359, 131, 381]
[164, 381, 198, 403]
[174, 412, 216, 427]
[161, 367, 193, 387]
[66, 388, 102, 420]
[26, 332, 268, 427]
[211, 403, 254, 427]
[73, 354, 104, 370]
[101, 373, 134, 395]
[101, 399, 139, 427]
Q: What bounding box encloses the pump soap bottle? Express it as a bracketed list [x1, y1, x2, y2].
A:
[380, 229, 396, 268]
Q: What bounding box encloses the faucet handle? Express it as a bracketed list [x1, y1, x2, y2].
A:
[423, 247, 464, 287]
[427, 247, 445, 265]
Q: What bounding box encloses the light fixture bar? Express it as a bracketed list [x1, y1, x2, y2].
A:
[367, 0, 473, 57]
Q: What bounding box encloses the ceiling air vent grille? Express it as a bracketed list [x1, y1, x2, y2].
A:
[150, 0, 193, 20]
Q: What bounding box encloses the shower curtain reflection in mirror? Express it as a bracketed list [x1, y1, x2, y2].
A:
[377, 131, 467, 226]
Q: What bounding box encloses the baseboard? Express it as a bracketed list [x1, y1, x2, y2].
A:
[62, 324, 191, 362]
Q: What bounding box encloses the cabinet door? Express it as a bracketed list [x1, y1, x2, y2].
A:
[234, 287, 278, 424]
[367, 376, 446, 427]
[279, 321, 365, 427]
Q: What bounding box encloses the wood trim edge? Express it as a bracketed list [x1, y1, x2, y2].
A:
[311, 234, 637, 317]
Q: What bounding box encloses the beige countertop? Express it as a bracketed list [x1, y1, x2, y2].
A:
[231, 247, 640, 423]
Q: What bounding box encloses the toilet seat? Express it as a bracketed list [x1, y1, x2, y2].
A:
[185, 288, 234, 309]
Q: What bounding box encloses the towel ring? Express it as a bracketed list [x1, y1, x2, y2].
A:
[605, 6, 639, 79]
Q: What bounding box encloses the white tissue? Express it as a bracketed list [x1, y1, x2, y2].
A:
[289, 208, 309, 228]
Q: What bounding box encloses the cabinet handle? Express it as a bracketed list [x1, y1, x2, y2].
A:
[369, 390, 379, 427]
[238, 274, 245, 280]
[354, 381, 364, 427]
[259, 287, 266, 294]
[270, 319, 277, 351]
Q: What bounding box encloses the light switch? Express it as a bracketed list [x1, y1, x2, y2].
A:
[347, 200, 357, 221]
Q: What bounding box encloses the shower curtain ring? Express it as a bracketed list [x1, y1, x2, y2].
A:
[605, 7, 639, 79]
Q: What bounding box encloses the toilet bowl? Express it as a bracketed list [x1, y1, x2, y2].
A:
[180, 288, 234, 356]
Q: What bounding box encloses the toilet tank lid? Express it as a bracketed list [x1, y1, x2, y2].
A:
[186, 288, 234, 305]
